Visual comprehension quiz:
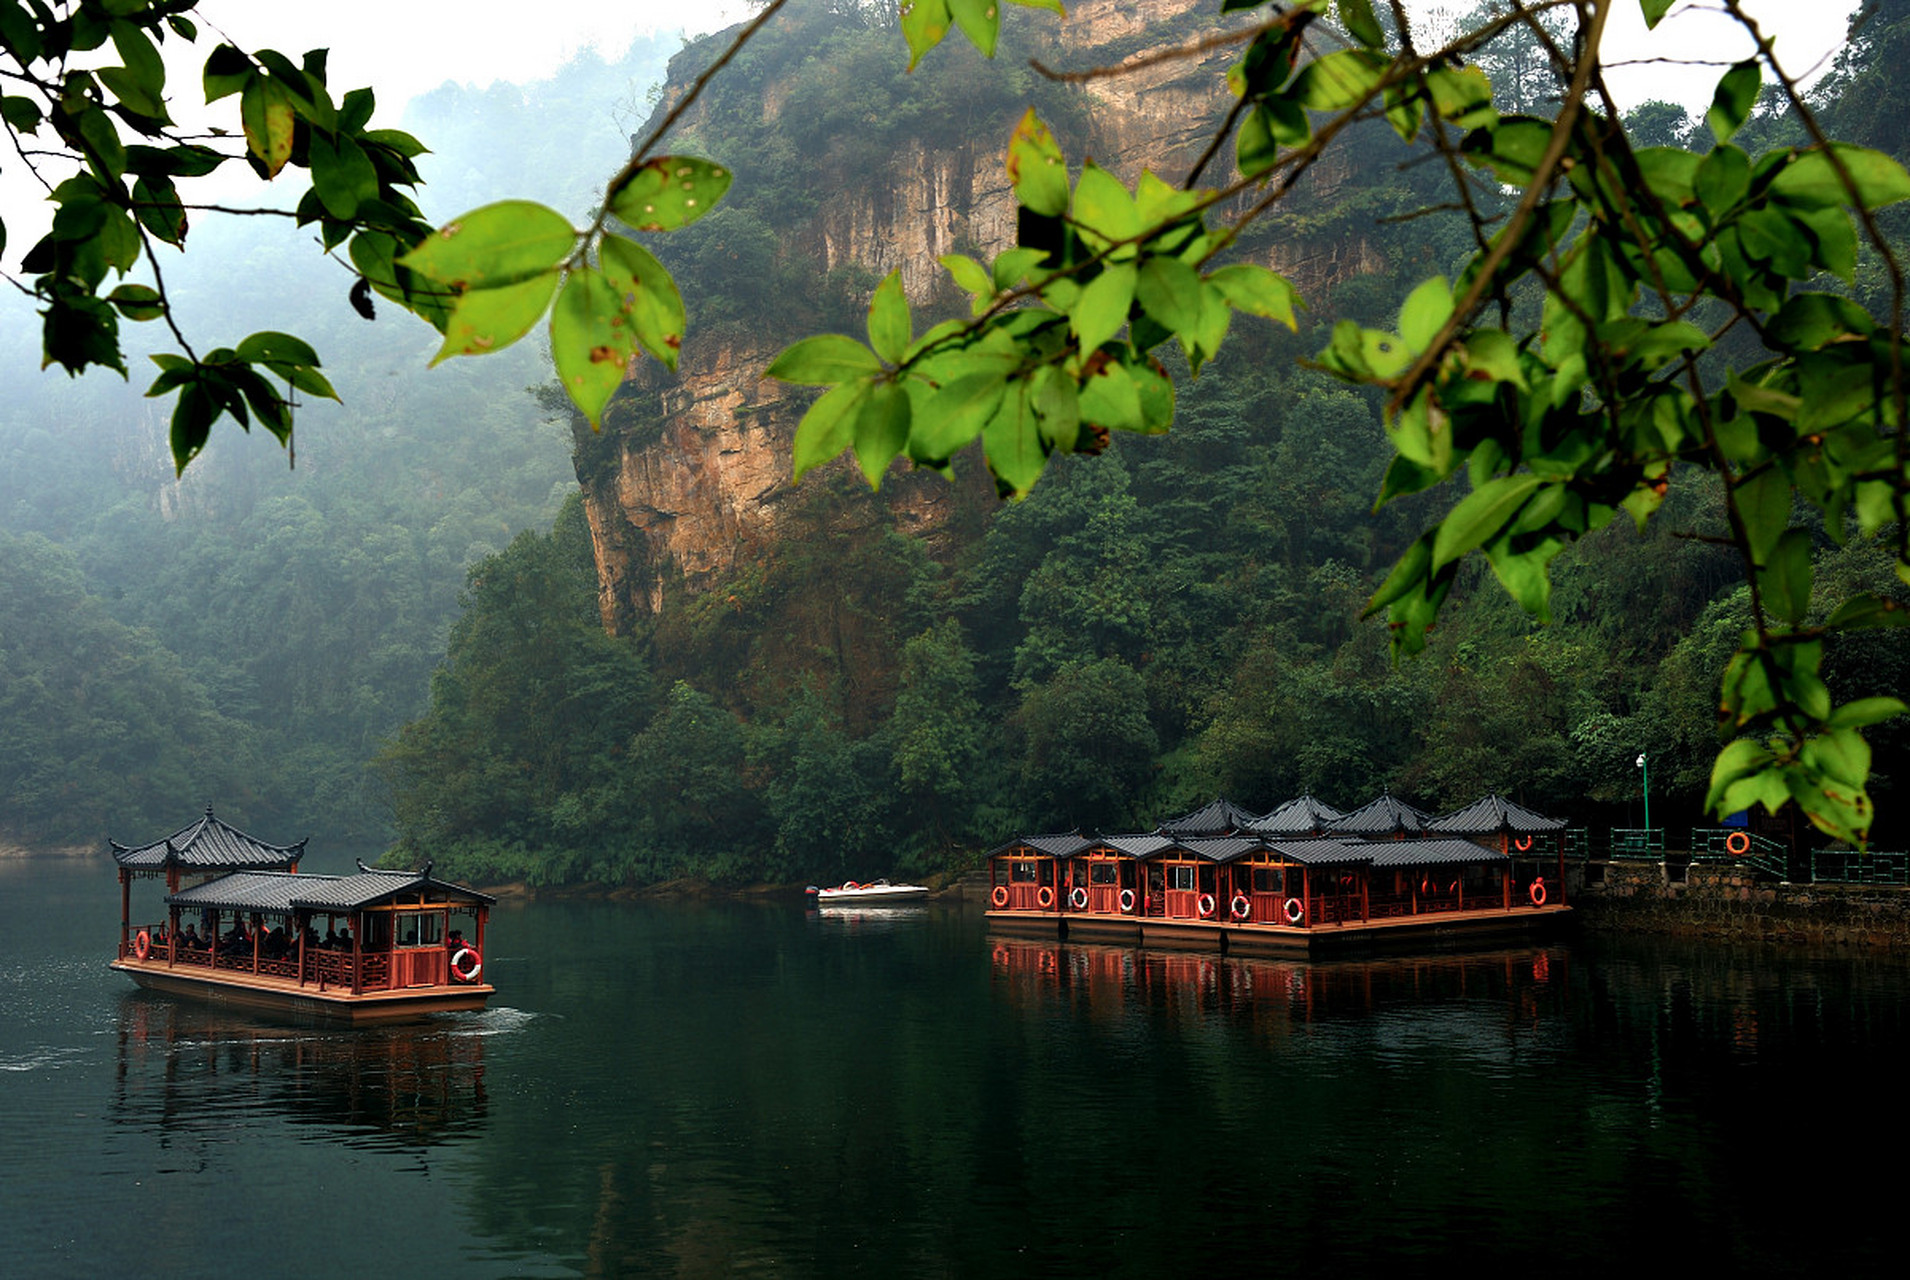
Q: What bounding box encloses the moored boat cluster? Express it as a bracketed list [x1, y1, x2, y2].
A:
[987, 793, 1569, 955]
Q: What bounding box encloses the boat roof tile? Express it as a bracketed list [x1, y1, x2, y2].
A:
[167, 867, 495, 913]
[1426, 794, 1568, 835]
[111, 807, 306, 872]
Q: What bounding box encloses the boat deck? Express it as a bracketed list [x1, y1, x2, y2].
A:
[110, 956, 493, 1024]
[986, 903, 1572, 955]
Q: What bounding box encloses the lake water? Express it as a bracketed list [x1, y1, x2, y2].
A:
[4, 853, 1906, 1278]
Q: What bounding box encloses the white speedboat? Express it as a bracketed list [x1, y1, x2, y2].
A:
[807, 878, 931, 905]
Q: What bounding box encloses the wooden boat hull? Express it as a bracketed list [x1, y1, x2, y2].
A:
[986, 903, 1572, 956]
[814, 887, 930, 905]
[111, 958, 493, 1026]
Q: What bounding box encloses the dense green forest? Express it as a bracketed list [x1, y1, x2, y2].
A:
[0, 38, 676, 847]
[376, 2, 1910, 888]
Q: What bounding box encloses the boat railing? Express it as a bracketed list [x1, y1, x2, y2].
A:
[120, 922, 387, 989]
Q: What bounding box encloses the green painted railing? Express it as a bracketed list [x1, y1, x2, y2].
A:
[1809, 849, 1910, 886]
[1609, 828, 1664, 858]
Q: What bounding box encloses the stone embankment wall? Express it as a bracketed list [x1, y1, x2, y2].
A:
[1569, 860, 1910, 950]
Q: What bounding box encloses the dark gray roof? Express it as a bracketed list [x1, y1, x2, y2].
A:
[1164, 836, 1265, 863]
[167, 868, 495, 913]
[1263, 838, 1373, 866]
[111, 807, 306, 872]
[1093, 833, 1174, 858]
[1250, 794, 1346, 836]
[1330, 793, 1432, 836]
[1427, 794, 1567, 835]
[987, 832, 1094, 859]
[1367, 838, 1507, 868]
[1159, 798, 1262, 836]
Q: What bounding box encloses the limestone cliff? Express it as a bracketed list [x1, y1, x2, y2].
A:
[575, 0, 1382, 634]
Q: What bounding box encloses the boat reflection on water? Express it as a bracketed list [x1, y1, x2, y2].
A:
[987, 934, 1569, 1026]
[807, 904, 930, 933]
[111, 992, 497, 1150]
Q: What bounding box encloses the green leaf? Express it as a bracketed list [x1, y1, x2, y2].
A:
[853, 381, 912, 488]
[911, 369, 1009, 460]
[1070, 163, 1139, 247]
[1760, 528, 1813, 624]
[1236, 105, 1279, 179]
[308, 132, 379, 220]
[1706, 60, 1760, 144]
[1290, 49, 1385, 110]
[402, 201, 577, 288]
[984, 380, 1046, 496]
[1432, 474, 1543, 571]
[1398, 275, 1452, 353]
[1768, 292, 1874, 351]
[428, 270, 561, 366]
[1337, 0, 1385, 49]
[1071, 262, 1136, 354]
[793, 380, 870, 481]
[1135, 256, 1203, 338]
[766, 334, 885, 385]
[1828, 697, 1908, 729]
[1030, 363, 1080, 452]
[239, 73, 295, 178]
[941, 253, 994, 307]
[168, 381, 218, 475]
[1734, 468, 1791, 567]
[901, 0, 953, 70]
[608, 156, 733, 232]
[1771, 143, 1910, 209]
[600, 234, 686, 369]
[1007, 109, 1070, 218]
[867, 271, 911, 365]
[550, 268, 641, 429]
[106, 283, 163, 321]
[203, 44, 249, 103]
[1206, 264, 1298, 328]
[947, 0, 1000, 57]
[1639, 0, 1675, 29]
[1825, 593, 1909, 630]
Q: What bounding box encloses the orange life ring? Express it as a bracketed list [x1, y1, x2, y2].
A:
[449, 947, 483, 982]
[1284, 897, 1305, 924]
[1230, 894, 1251, 921]
[1529, 878, 1548, 907]
[134, 929, 151, 961]
[1725, 830, 1750, 856]
[1069, 886, 1088, 910]
[1514, 835, 1533, 852]
[990, 885, 1010, 909]
[1120, 888, 1136, 913]
[1037, 885, 1055, 909]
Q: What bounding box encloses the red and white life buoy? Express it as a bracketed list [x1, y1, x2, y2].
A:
[1197, 893, 1216, 919]
[1725, 830, 1751, 856]
[1230, 894, 1251, 921]
[1069, 886, 1089, 910]
[991, 885, 1010, 909]
[1120, 888, 1136, 913]
[1284, 897, 1305, 924]
[1037, 885, 1055, 909]
[450, 947, 483, 983]
[1529, 878, 1548, 907]
[134, 929, 151, 961]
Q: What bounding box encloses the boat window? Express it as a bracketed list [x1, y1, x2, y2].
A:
[1089, 863, 1119, 885]
[397, 911, 443, 948]
[1169, 865, 1196, 891]
[1010, 861, 1038, 883]
[1252, 867, 1285, 894]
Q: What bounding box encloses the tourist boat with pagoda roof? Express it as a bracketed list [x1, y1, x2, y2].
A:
[108, 807, 497, 1024]
[985, 793, 1570, 954]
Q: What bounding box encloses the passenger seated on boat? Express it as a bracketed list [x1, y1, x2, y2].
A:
[261, 927, 287, 959]
[336, 925, 352, 950]
[182, 924, 201, 949]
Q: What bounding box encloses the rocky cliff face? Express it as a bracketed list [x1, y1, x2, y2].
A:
[576, 1, 1380, 634]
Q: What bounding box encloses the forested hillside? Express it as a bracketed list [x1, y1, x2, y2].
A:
[378, 2, 1910, 888]
[0, 38, 675, 847]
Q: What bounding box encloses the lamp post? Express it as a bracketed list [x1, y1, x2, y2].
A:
[1635, 752, 1650, 838]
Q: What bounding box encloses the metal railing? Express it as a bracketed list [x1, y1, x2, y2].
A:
[1609, 828, 1664, 858]
[1810, 849, 1910, 886]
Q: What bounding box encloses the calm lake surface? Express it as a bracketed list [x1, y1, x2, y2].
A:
[4, 852, 1907, 1278]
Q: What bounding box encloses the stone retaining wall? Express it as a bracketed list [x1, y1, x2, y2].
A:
[1568, 859, 1910, 950]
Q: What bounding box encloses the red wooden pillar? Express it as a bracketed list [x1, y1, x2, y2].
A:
[1361, 870, 1370, 923]
[296, 915, 306, 989]
[350, 911, 363, 995]
[1303, 867, 1312, 930]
